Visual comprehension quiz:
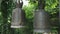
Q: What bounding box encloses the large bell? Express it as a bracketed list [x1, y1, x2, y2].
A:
[11, 0, 25, 28]
[33, 0, 51, 33]
[34, 9, 50, 33]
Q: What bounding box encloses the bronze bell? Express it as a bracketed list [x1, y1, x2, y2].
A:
[34, 9, 50, 33]
[33, 0, 51, 33]
[11, 0, 25, 28]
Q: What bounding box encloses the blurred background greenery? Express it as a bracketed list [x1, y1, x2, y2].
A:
[0, 0, 59, 34]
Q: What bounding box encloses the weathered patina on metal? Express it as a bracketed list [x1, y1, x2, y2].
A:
[34, 9, 50, 33]
[33, 0, 50, 33]
[11, 0, 25, 28]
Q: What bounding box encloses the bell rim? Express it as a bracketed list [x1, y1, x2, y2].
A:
[34, 29, 51, 33]
[11, 25, 25, 28]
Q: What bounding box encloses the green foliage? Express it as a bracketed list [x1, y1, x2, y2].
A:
[23, 2, 38, 19]
[45, 0, 58, 10]
[22, 3, 36, 34]
[0, 0, 59, 34]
